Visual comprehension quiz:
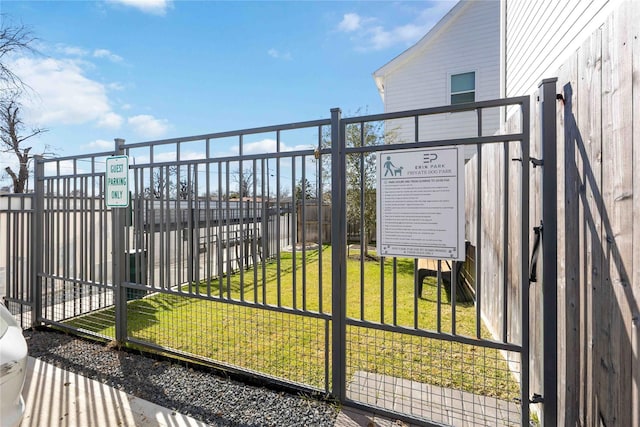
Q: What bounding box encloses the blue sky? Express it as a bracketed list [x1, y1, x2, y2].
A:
[1, 0, 457, 184]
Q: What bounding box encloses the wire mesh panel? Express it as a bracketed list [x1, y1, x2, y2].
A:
[109, 120, 336, 391]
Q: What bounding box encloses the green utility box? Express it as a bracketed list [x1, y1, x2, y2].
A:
[127, 249, 147, 300]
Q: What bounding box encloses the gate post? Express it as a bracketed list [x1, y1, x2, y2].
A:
[539, 78, 558, 426]
[31, 155, 44, 327]
[112, 138, 128, 343]
[330, 108, 347, 401]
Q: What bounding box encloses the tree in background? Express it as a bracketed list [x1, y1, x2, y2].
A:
[0, 93, 48, 193]
[0, 18, 36, 88]
[344, 120, 383, 256]
[295, 177, 314, 201]
[1, 17, 49, 193]
[232, 168, 255, 198]
[321, 111, 395, 256]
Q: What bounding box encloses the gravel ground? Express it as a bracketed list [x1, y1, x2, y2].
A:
[24, 328, 340, 427]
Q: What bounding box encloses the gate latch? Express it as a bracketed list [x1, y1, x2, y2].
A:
[530, 157, 543, 168]
[530, 393, 544, 404]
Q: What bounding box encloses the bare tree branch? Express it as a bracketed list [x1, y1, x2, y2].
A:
[0, 92, 48, 193]
[0, 16, 38, 89]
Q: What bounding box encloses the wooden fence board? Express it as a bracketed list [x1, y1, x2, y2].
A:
[600, 6, 634, 425]
[558, 47, 579, 427]
[577, 28, 603, 426]
[631, 2, 640, 425]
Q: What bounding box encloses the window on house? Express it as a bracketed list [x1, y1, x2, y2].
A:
[450, 72, 475, 104]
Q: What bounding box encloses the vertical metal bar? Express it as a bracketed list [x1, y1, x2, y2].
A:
[292, 156, 297, 309]
[238, 135, 245, 300]
[414, 258, 419, 329]
[113, 138, 128, 343]
[253, 158, 258, 304]
[164, 165, 171, 289]
[393, 258, 397, 326]
[324, 319, 330, 393]
[176, 160, 183, 288]
[359, 123, 365, 321]
[218, 163, 224, 296]
[186, 164, 194, 290]
[301, 156, 307, 311]
[380, 257, 385, 324]
[437, 260, 442, 333]
[276, 131, 282, 307]
[32, 156, 44, 327]
[148, 150, 155, 292]
[540, 78, 557, 426]
[503, 140, 510, 342]
[330, 108, 346, 401]
[520, 96, 532, 426]
[225, 161, 231, 298]
[205, 142, 212, 297]
[317, 126, 324, 314]
[89, 160, 96, 303]
[476, 109, 483, 339]
[261, 158, 267, 304]
[451, 261, 457, 335]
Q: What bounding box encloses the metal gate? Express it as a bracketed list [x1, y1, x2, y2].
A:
[2, 90, 551, 426]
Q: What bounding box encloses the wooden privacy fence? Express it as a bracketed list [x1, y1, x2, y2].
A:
[555, 3, 640, 425]
[466, 2, 640, 424]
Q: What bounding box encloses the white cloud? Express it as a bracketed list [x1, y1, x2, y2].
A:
[132, 150, 204, 165]
[338, 13, 362, 32]
[54, 43, 89, 57]
[338, 2, 457, 51]
[229, 138, 314, 156]
[97, 112, 124, 129]
[9, 57, 118, 127]
[43, 160, 76, 177]
[368, 23, 426, 50]
[93, 49, 124, 63]
[83, 139, 115, 150]
[128, 114, 170, 138]
[108, 0, 172, 16]
[108, 82, 125, 91]
[267, 49, 292, 61]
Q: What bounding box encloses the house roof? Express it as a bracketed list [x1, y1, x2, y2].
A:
[372, 0, 471, 100]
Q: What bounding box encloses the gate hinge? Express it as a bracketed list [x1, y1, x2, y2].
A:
[530, 393, 544, 404]
[530, 158, 543, 168]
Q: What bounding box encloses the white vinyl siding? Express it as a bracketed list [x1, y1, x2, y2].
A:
[504, 0, 614, 97]
[376, 0, 500, 158]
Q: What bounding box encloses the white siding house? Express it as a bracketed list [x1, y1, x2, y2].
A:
[373, 0, 500, 159]
[502, 0, 616, 98]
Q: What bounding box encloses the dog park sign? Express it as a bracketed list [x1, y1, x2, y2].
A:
[105, 155, 130, 208]
[377, 146, 464, 260]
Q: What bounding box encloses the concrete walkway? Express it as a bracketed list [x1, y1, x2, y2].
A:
[20, 357, 450, 427]
[20, 357, 208, 427]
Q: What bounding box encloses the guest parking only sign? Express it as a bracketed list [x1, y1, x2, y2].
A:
[376, 146, 464, 260]
[105, 155, 129, 208]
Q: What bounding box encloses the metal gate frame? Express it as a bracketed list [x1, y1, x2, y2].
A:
[328, 95, 537, 426]
[1, 82, 561, 426]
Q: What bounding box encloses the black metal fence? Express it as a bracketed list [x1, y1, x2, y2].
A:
[2, 96, 536, 426]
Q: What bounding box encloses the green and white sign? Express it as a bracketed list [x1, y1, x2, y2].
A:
[377, 146, 465, 260]
[105, 155, 129, 207]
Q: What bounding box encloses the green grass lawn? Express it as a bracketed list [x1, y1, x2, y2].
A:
[68, 245, 520, 401]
